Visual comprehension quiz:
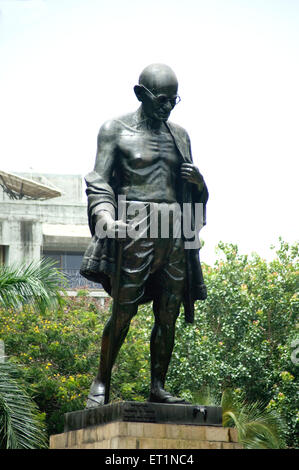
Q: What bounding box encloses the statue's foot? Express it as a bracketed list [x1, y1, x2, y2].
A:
[86, 393, 105, 408]
[148, 388, 189, 404]
[85, 380, 105, 408]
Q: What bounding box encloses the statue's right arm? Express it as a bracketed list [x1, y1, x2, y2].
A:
[94, 120, 127, 230]
[92, 120, 119, 227]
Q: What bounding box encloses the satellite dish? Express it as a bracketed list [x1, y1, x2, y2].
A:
[0, 170, 62, 201]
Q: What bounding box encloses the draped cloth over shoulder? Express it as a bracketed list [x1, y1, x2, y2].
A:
[80, 112, 209, 323]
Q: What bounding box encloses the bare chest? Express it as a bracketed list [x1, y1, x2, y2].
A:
[117, 129, 181, 170]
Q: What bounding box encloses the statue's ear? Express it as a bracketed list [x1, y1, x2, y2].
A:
[134, 84, 145, 102]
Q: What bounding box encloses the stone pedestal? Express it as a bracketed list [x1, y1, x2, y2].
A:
[50, 401, 242, 449]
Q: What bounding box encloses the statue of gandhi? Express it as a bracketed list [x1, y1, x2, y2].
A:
[80, 63, 209, 406]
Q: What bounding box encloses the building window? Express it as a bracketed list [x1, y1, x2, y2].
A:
[42, 250, 100, 289]
[0, 246, 7, 266]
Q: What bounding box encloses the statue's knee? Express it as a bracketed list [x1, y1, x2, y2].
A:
[155, 292, 181, 323]
[115, 302, 137, 331]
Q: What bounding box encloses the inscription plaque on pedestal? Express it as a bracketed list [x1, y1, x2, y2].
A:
[64, 401, 222, 432]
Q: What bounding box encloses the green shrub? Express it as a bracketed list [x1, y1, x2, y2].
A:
[0, 239, 297, 446]
[0, 296, 108, 434]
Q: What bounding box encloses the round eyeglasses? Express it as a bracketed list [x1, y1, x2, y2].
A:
[141, 85, 181, 107]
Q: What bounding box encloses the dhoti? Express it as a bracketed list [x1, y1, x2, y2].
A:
[116, 201, 186, 308]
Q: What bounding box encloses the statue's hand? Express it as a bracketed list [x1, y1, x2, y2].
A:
[112, 219, 129, 240]
[181, 163, 204, 188]
[95, 212, 128, 240]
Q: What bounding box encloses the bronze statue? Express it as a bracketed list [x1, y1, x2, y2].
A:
[80, 63, 209, 407]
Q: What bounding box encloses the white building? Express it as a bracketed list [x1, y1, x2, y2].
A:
[0, 171, 100, 291]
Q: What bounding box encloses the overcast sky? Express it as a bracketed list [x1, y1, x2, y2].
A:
[0, 0, 298, 265]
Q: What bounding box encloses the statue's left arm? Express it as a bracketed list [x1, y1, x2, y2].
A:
[180, 134, 209, 226]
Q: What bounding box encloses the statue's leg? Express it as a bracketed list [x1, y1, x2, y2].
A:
[86, 237, 153, 407]
[86, 302, 138, 407]
[149, 291, 184, 403]
[149, 238, 187, 404]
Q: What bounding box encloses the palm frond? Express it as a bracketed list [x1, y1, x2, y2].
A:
[191, 388, 286, 448]
[221, 389, 286, 449]
[0, 362, 47, 449]
[0, 258, 65, 311]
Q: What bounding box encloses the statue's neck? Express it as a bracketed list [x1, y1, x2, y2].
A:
[136, 106, 166, 132]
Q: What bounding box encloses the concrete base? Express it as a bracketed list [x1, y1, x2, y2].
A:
[50, 401, 242, 450]
[50, 421, 242, 449]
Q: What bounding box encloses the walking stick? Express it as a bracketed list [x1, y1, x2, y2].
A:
[104, 238, 124, 404]
[182, 180, 194, 324]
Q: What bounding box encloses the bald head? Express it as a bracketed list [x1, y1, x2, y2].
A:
[134, 64, 179, 123]
[138, 63, 178, 94]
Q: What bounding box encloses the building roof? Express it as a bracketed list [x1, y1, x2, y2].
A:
[0, 170, 62, 200]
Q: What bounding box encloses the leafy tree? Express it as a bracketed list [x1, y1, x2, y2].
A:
[0, 240, 297, 447]
[0, 258, 64, 311]
[167, 239, 298, 446]
[0, 258, 62, 448]
[0, 295, 107, 435]
[0, 362, 47, 449]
